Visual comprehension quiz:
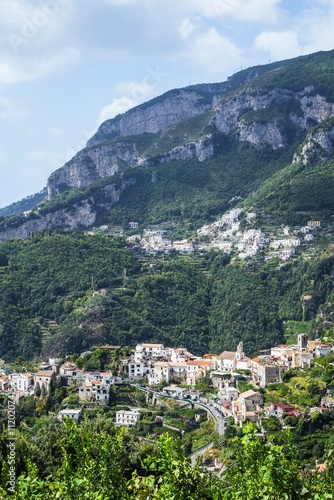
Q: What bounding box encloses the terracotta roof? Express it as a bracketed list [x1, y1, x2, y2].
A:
[218, 351, 235, 360]
[286, 410, 299, 415]
[22, 373, 33, 377]
[186, 360, 212, 366]
[272, 402, 294, 410]
[35, 370, 53, 377]
[240, 390, 259, 399]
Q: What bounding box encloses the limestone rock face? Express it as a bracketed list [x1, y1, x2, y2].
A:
[48, 143, 143, 198]
[0, 180, 134, 242]
[293, 121, 334, 165]
[46, 80, 334, 200]
[87, 89, 215, 147]
[238, 121, 286, 149]
[212, 86, 334, 150]
[159, 135, 214, 163]
[0, 201, 96, 243]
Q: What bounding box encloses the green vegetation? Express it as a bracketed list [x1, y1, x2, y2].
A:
[0, 419, 333, 499]
[0, 189, 47, 218]
[249, 49, 334, 101]
[1, 231, 334, 360]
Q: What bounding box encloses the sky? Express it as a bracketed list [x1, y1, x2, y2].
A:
[1, 0, 334, 208]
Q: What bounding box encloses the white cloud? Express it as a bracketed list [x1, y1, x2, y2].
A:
[296, 4, 334, 54]
[0, 47, 80, 85]
[98, 96, 137, 124]
[188, 0, 281, 23]
[97, 72, 164, 125]
[178, 18, 196, 39]
[114, 80, 153, 99]
[254, 30, 303, 60]
[182, 27, 244, 75]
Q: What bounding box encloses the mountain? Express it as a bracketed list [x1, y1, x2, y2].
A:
[0, 188, 47, 218]
[3, 50, 334, 240]
[2, 50, 334, 361]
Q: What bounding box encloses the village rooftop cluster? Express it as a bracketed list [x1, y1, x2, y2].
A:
[91, 209, 321, 261]
[1, 334, 332, 427]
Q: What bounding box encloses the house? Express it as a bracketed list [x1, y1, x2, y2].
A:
[129, 221, 139, 229]
[34, 369, 59, 394]
[115, 409, 141, 426]
[217, 351, 236, 372]
[266, 402, 295, 419]
[9, 373, 34, 393]
[148, 361, 188, 385]
[79, 378, 110, 405]
[186, 360, 214, 386]
[162, 385, 187, 398]
[232, 390, 264, 424]
[210, 371, 232, 389]
[169, 347, 194, 363]
[219, 385, 239, 403]
[307, 220, 321, 227]
[251, 357, 289, 387]
[128, 361, 153, 380]
[140, 343, 166, 358]
[58, 408, 82, 422]
[60, 362, 78, 377]
[315, 344, 332, 357]
[172, 240, 194, 253]
[0, 375, 9, 392]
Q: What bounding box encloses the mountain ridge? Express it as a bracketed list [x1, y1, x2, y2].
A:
[2, 49, 334, 240]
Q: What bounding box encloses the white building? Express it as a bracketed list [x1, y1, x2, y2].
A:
[116, 409, 141, 426]
[219, 385, 239, 403]
[9, 373, 34, 393]
[58, 409, 82, 422]
[128, 361, 153, 380]
[139, 343, 166, 358]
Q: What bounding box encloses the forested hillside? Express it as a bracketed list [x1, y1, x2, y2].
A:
[1, 232, 334, 361]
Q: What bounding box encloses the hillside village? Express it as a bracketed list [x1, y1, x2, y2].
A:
[1, 333, 333, 429]
[91, 208, 321, 262]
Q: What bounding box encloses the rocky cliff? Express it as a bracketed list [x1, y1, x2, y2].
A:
[293, 116, 334, 165]
[87, 88, 216, 147]
[0, 179, 134, 243]
[3, 50, 334, 241]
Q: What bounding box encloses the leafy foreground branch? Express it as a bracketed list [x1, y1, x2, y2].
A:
[0, 421, 333, 499]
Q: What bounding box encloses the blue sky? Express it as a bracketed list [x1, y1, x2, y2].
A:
[1, 0, 334, 207]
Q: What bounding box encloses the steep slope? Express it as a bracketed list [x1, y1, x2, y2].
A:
[47, 52, 332, 200]
[246, 116, 334, 215]
[2, 50, 334, 242]
[0, 189, 47, 218]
